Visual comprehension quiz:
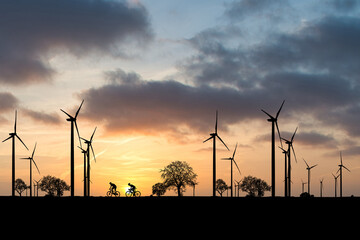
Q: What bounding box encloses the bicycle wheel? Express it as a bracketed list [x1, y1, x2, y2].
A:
[115, 191, 121, 197]
[134, 191, 141, 197]
[106, 191, 111, 197]
[125, 191, 131, 197]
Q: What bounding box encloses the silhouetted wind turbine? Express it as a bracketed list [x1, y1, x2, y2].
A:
[261, 100, 285, 197]
[337, 151, 350, 197]
[33, 179, 40, 197]
[279, 146, 288, 197]
[319, 178, 324, 197]
[332, 173, 340, 197]
[221, 143, 241, 197]
[81, 127, 97, 197]
[20, 143, 40, 197]
[303, 158, 317, 195]
[78, 146, 88, 196]
[281, 127, 297, 197]
[2, 110, 29, 196]
[301, 179, 307, 194]
[204, 110, 229, 197]
[61, 100, 84, 197]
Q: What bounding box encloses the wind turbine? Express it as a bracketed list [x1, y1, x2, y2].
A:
[78, 146, 88, 197]
[2, 110, 29, 197]
[61, 100, 84, 197]
[20, 142, 40, 197]
[301, 179, 307, 194]
[33, 179, 40, 197]
[81, 127, 97, 197]
[332, 173, 340, 197]
[279, 146, 288, 197]
[203, 110, 229, 197]
[303, 158, 317, 195]
[281, 127, 298, 197]
[319, 178, 324, 197]
[261, 100, 285, 197]
[221, 143, 241, 197]
[337, 151, 350, 197]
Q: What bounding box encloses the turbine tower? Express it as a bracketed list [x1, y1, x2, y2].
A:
[80, 127, 97, 197]
[20, 142, 40, 197]
[281, 127, 298, 197]
[2, 110, 28, 196]
[261, 100, 285, 197]
[203, 110, 229, 197]
[221, 143, 241, 197]
[303, 158, 317, 195]
[61, 100, 84, 197]
[337, 151, 350, 197]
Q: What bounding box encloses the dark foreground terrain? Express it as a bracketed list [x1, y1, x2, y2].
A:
[2, 195, 360, 213]
[1, 196, 358, 233]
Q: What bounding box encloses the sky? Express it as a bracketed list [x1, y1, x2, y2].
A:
[0, 0, 360, 197]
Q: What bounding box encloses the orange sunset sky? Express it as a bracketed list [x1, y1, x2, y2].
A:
[1, 0, 360, 197]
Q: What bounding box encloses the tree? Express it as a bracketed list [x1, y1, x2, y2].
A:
[216, 179, 228, 197]
[39, 175, 70, 197]
[15, 178, 27, 196]
[240, 176, 271, 197]
[152, 182, 167, 197]
[160, 161, 197, 197]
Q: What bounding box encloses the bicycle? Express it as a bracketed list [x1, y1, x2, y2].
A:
[125, 188, 141, 197]
[106, 187, 120, 197]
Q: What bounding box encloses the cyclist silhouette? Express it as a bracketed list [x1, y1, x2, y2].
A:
[109, 182, 117, 194]
[128, 182, 136, 193]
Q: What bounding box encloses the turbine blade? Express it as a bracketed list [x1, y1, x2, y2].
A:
[2, 136, 12, 143]
[31, 142, 37, 159]
[75, 99, 84, 119]
[336, 167, 340, 174]
[90, 127, 97, 142]
[16, 134, 28, 150]
[217, 135, 229, 151]
[32, 159, 40, 174]
[74, 120, 82, 148]
[340, 151, 343, 165]
[91, 145, 96, 163]
[221, 158, 231, 160]
[261, 109, 273, 119]
[215, 110, 218, 134]
[291, 145, 297, 163]
[60, 109, 72, 118]
[343, 165, 351, 172]
[275, 100, 285, 119]
[77, 146, 86, 152]
[232, 143, 237, 159]
[291, 127, 298, 142]
[233, 160, 241, 175]
[310, 164, 318, 169]
[14, 110, 17, 133]
[275, 121, 283, 148]
[203, 136, 213, 143]
[303, 158, 309, 168]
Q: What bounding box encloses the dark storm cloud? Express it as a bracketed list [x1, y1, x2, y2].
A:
[80, 68, 262, 135]
[0, 0, 152, 85]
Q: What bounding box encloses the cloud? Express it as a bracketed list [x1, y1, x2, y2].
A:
[0, 0, 152, 85]
[0, 92, 19, 112]
[21, 109, 61, 125]
[225, 0, 291, 22]
[80, 68, 271, 135]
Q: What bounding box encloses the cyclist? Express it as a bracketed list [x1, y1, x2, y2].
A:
[109, 182, 117, 194]
[128, 183, 136, 195]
